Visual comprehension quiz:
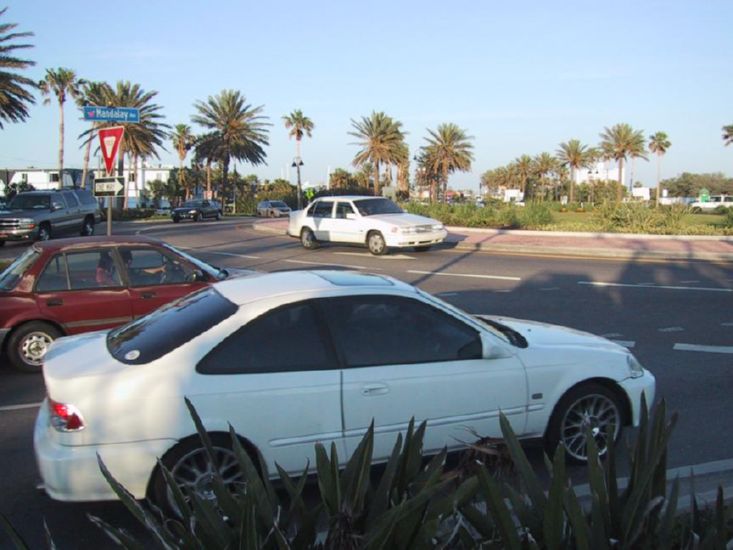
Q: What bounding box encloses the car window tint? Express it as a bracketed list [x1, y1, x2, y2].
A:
[320, 295, 482, 368]
[0, 248, 41, 290]
[108, 288, 237, 365]
[51, 193, 67, 209]
[37, 254, 68, 292]
[335, 202, 355, 219]
[353, 198, 403, 216]
[76, 189, 97, 205]
[312, 201, 333, 218]
[66, 251, 118, 290]
[198, 301, 333, 374]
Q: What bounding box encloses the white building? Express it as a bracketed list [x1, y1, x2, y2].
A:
[1, 168, 86, 193]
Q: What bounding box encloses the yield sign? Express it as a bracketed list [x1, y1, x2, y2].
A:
[98, 126, 125, 175]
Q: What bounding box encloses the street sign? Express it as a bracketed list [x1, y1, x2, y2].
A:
[99, 126, 125, 175]
[83, 106, 140, 123]
[94, 177, 124, 197]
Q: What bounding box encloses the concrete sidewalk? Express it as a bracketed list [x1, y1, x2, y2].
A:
[252, 218, 733, 262]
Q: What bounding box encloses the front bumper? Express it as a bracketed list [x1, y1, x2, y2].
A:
[171, 210, 198, 220]
[0, 227, 38, 241]
[34, 399, 174, 501]
[386, 228, 448, 248]
[619, 369, 656, 426]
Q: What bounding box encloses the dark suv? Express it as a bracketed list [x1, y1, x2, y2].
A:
[171, 199, 222, 223]
[0, 189, 102, 246]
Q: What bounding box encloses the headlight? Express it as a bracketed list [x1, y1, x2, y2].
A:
[432, 224, 444, 231]
[627, 354, 644, 378]
[18, 218, 36, 228]
[401, 226, 417, 234]
[189, 209, 197, 214]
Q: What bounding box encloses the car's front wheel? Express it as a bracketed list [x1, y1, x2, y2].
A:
[37, 223, 51, 241]
[80, 216, 95, 236]
[151, 434, 246, 517]
[7, 321, 62, 373]
[367, 231, 387, 255]
[300, 227, 319, 249]
[172, 215, 180, 223]
[545, 382, 624, 463]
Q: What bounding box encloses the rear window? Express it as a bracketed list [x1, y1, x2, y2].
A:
[107, 287, 237, 365]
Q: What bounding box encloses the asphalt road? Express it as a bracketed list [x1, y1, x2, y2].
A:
[1, 218, 731, 548]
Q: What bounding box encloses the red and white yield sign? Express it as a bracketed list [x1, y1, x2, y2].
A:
[98, 126, 125, 175]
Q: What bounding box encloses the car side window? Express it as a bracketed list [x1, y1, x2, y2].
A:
[62, 191, 79, 207]
[66, 251, 122, 290]
[121, 247, 194, 286]
[51, 193, 66, 210]
[36, 254, 69, 292]
[197, 301, 334, 374]
[335, 202, 355, 219]
[320, 295, 482, 368]
[312, 201, 333, 218]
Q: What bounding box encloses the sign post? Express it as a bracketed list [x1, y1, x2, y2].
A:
[98, 126, 125, 236]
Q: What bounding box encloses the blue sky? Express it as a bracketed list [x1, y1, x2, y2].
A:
[1, 0, 732, 191]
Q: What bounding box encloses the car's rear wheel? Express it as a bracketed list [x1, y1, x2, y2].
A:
[80, 216, 95, 236]
[38, 223, 51, 241]
[193, 212, 200, 222]
[367, 231, 387, 255]
[172, 215, 180, 223]
[545, 382, 624, 463]
[300, 227, 318, 249]
[7, 321, 62, 373]
[151, 434, 246, 517]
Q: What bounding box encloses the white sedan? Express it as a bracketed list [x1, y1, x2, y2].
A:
[288, 196, 447, 254]
[35, 270, 654, 513]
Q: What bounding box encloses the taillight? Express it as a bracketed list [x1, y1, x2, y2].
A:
[48, 399, 85, 432]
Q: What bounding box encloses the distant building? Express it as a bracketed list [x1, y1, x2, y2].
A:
[0, 168, 90, 193]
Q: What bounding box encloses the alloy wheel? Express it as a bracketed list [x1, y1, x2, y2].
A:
[560, 393, 621, 461]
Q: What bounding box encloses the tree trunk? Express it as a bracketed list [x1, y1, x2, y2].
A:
[655, 154, 661, 207]
[58, 101, 65, 189]
[373, 161, 380, 196]
[443, 165, 449, 203]
[616, 158, 624, 202]
[569, 167, 575, 203]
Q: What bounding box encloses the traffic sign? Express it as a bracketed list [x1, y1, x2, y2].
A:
[99, 126, 125, 175]
[83, 106, 140, 123]
[94, 177, 124, 197]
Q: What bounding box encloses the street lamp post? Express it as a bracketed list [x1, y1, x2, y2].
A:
[292, 157, 304, 210]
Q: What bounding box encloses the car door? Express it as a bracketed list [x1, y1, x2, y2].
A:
[121, 246, 208, 318]
[192, 299, 345, 474]
[34, 249, 132, 335]
[48, 192, 73, 235]
[309, 200, 336, 241]
[320, 294, 528, 461]
[61, 190, 82, 235]
[330, 201, 363, 243]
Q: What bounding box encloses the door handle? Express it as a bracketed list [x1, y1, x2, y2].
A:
[361, 383, 389, 396]
[141, 291, 156, 299]
[46, 298, 63, 307]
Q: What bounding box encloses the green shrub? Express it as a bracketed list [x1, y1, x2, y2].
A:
[517, 202, 554, 228]
[109, 208, 155, 221]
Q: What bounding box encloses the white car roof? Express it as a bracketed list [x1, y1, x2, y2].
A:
[214, 269, 415, 305]
[314, 195, 384, 202]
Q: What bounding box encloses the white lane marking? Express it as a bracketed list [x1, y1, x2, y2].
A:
[407, 270, 521, 281]
[284, 259, 381, 270]
[494, 289, 512, 293]
[601, 332, 623, 338]
[335, 252, 415, 260]
[610, 340, 635, 348]
[722, 322, 733, 327]
[0, 402, 42, 412]
[579, 281, 731, 293]
[659, 327, 685, 333]
[674, 343, 733, 354]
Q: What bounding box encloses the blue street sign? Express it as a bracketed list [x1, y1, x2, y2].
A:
[83, 106, 140, 123]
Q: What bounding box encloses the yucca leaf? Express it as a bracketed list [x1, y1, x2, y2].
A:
[563, 488, 590, 550]
[87, 514, 150, 550]
[543, 445, 567, 550]
[0, 511, 31, 550]
[476, 466, 521, 550]
[658, 477, 679, 549]
[184, 397, 219, 472]
[589, 494, 610, 550]
[157, 459, 194, 525]
[499, 413, 546, 514]
[188, 492, 232, 548]
[396, 419, 427, 496]
[229, 426, 274, 527]
[341, 420, 374, 515]
[586, 428, 611, 536]
[627, 495, 664, 547]
[315, 442, 339, 515]
[366, 432, 404, 528]
[459, 501, 496, 540]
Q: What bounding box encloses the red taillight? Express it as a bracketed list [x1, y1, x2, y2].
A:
[48, 399, 85, 432]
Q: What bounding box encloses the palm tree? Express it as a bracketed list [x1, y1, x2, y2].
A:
[192, 90, 270, 191]
[723, 124, 733, 147]
[171, 124, 196, 198]
[599, 123, 648, 201]
[350, 111, 406, 197]
[76, 81, 112, 191]
[0, 7, 36, 129]
[282, 110, 314, 209]
[421, 123, 473, 202]
[511, 154, 533, 194]
[556, 139, 591, 203]
[648, 131, 671, 207]
[39, 68, 86, 188]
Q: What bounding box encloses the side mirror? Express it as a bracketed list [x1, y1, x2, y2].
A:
[485, 344, 512, 359]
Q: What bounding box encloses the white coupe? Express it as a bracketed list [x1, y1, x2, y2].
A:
[287, 196, 448, 254]
[35, 270, 654, 513]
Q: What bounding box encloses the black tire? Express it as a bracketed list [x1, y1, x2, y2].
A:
[7, 321, 62, 373]
[172, 215, 180, 224]
[37, 223, 52, 241]
[367, 231, 387, 255]
[414, 245, 431, 252]
[150, 433, 246, 517]
[215, 211, 222, 221]
[0, 240, 5, 247]
[80, 216, 95, 236]
[193, 212, 201, 222]
[300, 227, 319, 250]
[545, 382, 624, 464]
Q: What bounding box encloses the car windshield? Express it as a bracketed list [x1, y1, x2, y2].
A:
[162, 243, 228, 280]
[8, 195, 50, 210]
[182, 201, 201, 208]
[270, 201, 288, 208]
[107, 287, 237, 364]
[0, 247, 40, 291]
[353, 198, 403, 216]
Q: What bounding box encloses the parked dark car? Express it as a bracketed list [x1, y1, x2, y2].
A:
[171, 199, 222, 223]
[0, 235, 251, 372]
[0, 189, 102, 246]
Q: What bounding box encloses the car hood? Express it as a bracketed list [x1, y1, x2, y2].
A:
[365, 213, 441, 227]
[0, 208, 37, 217]
[172, 206, 198, 213]
[476, 315, 624, 352]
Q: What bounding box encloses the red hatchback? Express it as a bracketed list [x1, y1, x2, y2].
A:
[0, 236, 249, 372]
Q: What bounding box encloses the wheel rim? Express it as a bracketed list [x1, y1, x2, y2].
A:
[20, 331, 55, 366]
[369, 234, 384, 254]
[560, 394, 620, 461]
[39, 227, 50, 240]
[168, 446, 243, 511]
[84, 221, 94, 235]
[301, 230, 314, 247]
